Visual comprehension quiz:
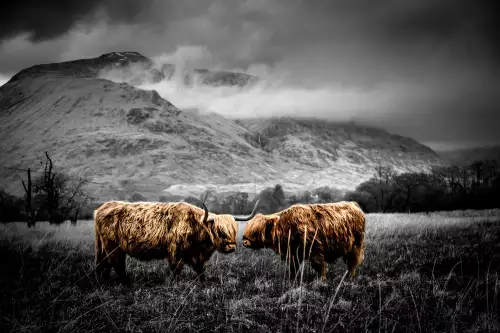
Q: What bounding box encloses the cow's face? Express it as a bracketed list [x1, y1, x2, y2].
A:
[211, 215, 238, 254]
[242, 214, 279, 249]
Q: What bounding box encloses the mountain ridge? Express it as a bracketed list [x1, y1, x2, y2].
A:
[0, 51, 444, 201]
[7, 51, 257, 88]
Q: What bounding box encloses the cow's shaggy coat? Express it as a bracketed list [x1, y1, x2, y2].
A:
[94, 200, 240, 283]
[242, 201, 365, 280]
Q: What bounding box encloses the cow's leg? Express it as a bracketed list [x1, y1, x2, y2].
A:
[168, 257, 184, 279]
[113, 250, 130, 284]
[103, 240, 130, 284]
[100, 266, 112, 281]
[95, 235, 112, 280]
[96, 257, 112, 281]
[345, 246, 364, 278]
[192, 260, 206, 282]
[355, 245, 365, 266]
[310, 250, 327, 281]
[95, 252, 108, 276]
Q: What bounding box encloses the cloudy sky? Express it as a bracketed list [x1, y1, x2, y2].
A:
[1, 0, 499, 151]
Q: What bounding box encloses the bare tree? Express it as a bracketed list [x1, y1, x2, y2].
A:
[392, 172, 430, 213]
[373, 164, 397, 212]
[0, 188, 24, 222]
[374, 164, 396, 184]
[33, 151, 90, 224]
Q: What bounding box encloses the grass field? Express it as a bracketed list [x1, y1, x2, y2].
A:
[1, 210, 500, 333]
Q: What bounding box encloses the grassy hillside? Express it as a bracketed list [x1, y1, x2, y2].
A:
[0, 52, 444, 202]
[1, 210, 499, 332]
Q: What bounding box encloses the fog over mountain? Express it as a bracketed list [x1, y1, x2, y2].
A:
[97, 46, 404, 123]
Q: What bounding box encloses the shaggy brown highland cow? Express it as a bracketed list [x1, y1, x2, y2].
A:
[94, 199, 260, 283]
[242, 201, 365, 280]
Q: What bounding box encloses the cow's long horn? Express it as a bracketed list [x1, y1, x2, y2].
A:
[200, 200, 209, 224]
[199, 200, 214, 223]
[233, 199, 261, 221]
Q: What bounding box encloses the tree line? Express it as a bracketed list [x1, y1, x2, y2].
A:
[181, 159, 500, 215]
[344, 160, 500, 213]
[1, 155, 499, 225]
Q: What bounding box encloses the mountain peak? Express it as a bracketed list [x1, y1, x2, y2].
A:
[98, 51, 146, 59]
[7, 51, 154, 83]
[96, 51, 151, 65]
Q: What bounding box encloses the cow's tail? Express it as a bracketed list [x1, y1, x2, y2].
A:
[355, 213, 365, 243]
[354, 212, 365, 265]
[94, 210, 103, 266]
[348, 204, 365, 268]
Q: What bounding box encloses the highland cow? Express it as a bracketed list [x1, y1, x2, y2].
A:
[242, 201, 365, 280]
[94, 199, 260, 283]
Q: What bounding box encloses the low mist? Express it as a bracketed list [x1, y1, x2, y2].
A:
[97, 46, 408, 123]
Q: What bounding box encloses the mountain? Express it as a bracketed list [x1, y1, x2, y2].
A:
[439, 145, 500, 166]
[0, 52, 443, 201]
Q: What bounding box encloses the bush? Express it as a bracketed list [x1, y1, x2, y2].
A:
[0, 189, 25, 222]
[129, 193, 147, 202]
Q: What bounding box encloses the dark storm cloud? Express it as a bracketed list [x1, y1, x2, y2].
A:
[0, 0, 499, 149]
[283, 0, 500, 79]
[0, 0, 156, 41]
[1, 0, 498, 72]
[375, 0, 500, 63]
[0, 0, 214, 73]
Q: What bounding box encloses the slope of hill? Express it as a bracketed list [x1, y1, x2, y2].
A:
[439, 145, 500, 165]
[238, 117, 441, 169]
[0, 52, 443, 201]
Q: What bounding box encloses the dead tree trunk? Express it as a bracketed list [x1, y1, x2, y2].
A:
[70, 207, 79, 225]
[22, 168, 35, 227]
[39, 151, 63, 224]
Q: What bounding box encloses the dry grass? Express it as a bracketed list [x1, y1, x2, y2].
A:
[1, 210, 500, 332]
